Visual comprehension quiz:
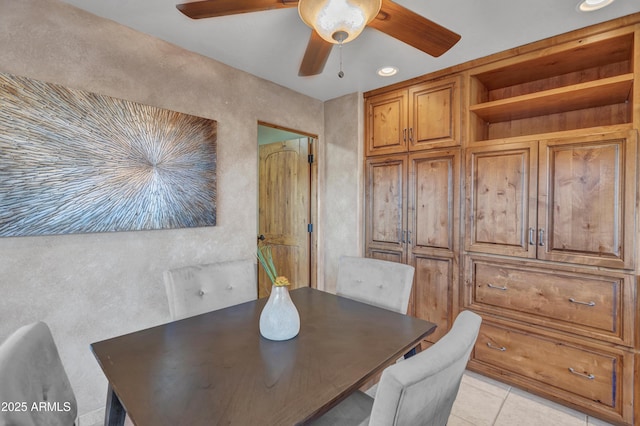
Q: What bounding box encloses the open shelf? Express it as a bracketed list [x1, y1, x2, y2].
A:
[470, 74, 633, 123]
[469, 31, 635, 142]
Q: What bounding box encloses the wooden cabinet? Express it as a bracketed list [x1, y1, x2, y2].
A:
[365, 90, 408, 156]
[365, 149, 459, 343]
[464, 255, 635, 346]
[365, 76, 461, 156]
[461, 26, 638, 424]
[363, 16, 640, 425]
[465, 130, 637, 270]
[472, 318, 634, 424]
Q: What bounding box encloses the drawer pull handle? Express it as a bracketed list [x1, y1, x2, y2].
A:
[487, 342, 506, 352]
[568, 298, 596, 307]
[568, 367, 595, 380]
[487, 283, 507, 291]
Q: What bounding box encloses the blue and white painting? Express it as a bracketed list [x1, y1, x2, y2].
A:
[0, 71, 217, 237]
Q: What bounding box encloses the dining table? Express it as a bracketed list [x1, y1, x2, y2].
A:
[90, 287, 437, 426]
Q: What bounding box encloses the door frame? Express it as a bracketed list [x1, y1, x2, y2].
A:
[258, 121, 318, 289]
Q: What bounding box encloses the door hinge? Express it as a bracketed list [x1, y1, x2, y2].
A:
[308, 154, 314, 163]
[307, 223, 313, 233]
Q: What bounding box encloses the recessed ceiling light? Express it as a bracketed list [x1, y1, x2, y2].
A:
[577, 0, 615, 12]
[377, 66, 398, 77]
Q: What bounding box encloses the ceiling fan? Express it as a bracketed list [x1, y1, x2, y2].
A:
[176, 0, 461, 77]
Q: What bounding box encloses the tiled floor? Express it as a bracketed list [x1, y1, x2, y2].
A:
[85, 371, 617, 426]
[448, 371, 615, 426]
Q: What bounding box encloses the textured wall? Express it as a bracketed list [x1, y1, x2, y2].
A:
[322, 93, 364, 293]
[0, 0, 345, 419]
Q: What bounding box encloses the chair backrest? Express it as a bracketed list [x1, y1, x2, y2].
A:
[336, 256, 415, 314]
[0, 321, 78, 426]
[369, 310, 482, 426]
[164, 259, 258, 320]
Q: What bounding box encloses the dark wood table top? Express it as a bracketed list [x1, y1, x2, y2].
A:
[91, 287, 436, 426]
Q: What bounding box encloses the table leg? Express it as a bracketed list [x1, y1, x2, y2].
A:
[104, 384, 127, 426]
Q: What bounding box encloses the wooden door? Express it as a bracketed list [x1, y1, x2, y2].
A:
[537, 131, 636, 269]
[365, 90, 409, 156]
[409, 149, 459, 254]
[258, 138, 310, 297]
[408, 76, 460, 151]
[365, 155, 407, 263]
[407, 149, 459, 341]
[465, 141, 538, 258]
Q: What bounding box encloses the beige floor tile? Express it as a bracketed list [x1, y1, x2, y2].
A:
[450, 379, 505, 426]
[587, 415, 617, 426]
[447, 413, 477, 426]
[461, 370, 511, 400]
[494, 390, 586, 426]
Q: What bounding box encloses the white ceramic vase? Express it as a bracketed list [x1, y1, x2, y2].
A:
[259, 286, 300, 341]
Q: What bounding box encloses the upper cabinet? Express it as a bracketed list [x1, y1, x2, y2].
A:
[365, 90, 409, 156]
[465, 130, 637, 270]
[468, 29, 634, 142]
[365, 76, 461, 156]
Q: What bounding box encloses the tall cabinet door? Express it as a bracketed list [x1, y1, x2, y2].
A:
[537, 131, 637, 269]
[408, 149, 460, 343]
[465, 141, 539, 258]
[409, 150, 459, 254]
[365, 155, 408, 263]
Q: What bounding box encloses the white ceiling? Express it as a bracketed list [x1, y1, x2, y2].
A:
[61, 0, 640, 101]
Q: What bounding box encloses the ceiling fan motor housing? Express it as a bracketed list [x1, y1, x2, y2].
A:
[298, 0, 382, 44]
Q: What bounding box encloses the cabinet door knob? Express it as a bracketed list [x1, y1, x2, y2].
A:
[529, 227, 536, 245]
[403, 128, 407, 143]
[538, 228, 545, 246]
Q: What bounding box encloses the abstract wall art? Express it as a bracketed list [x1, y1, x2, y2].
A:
[0, 71, 217, 237]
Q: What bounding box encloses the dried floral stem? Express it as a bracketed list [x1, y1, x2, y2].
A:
[257, 245, 277, 285]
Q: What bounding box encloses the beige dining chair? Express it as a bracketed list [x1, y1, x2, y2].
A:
[0, 321, 78, 426]
[164, 259, 258, 320]
[310, 310, 482, 426]
[336, 256, 415, 315]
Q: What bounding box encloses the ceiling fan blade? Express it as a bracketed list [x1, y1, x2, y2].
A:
[368, 0, 460, 57]
[299, 31, 333, 77]
[177, 0, 298, 19]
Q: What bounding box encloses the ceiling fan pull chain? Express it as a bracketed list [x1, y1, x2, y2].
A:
[338, 41, 344, 78]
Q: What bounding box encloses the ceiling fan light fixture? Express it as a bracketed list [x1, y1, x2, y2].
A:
[577, 0, 615, 12]
[298, 0, 382, 44]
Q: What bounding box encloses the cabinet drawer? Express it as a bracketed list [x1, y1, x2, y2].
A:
[475, 322, 620, 409]
[470, 261, 625, 342]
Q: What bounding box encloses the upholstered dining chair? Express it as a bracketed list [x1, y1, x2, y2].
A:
[0, 321, 78, 426]
[310, 310, 482, 426]
[335, 256, 415, 315]
[164, 259, 258, 320]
